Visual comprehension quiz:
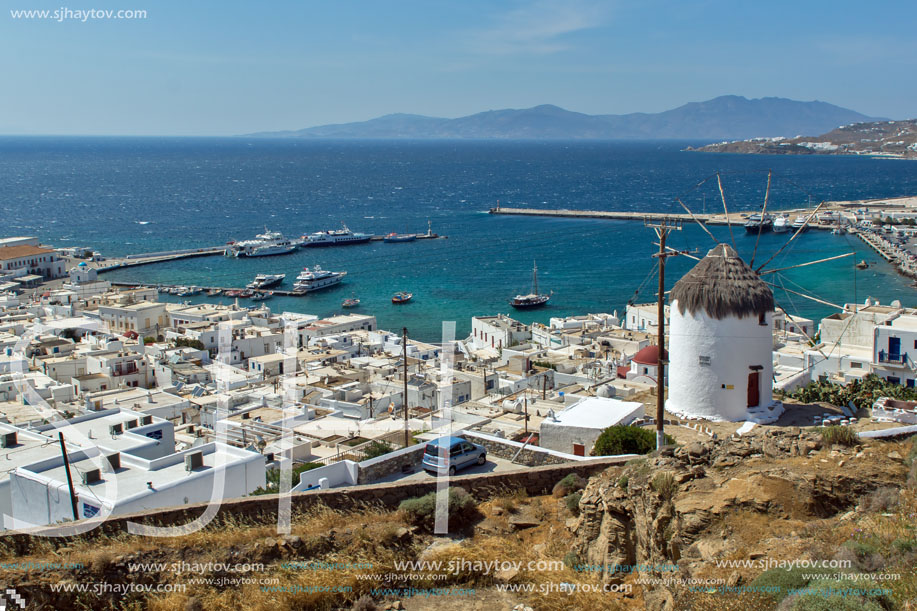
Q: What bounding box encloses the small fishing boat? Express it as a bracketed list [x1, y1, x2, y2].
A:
[392, 292, 413, 304]
[224, 289, 241, 298]
[251, 291, 273, 301]
[855, 260, 869, 270]
[239, 289, 254, 298]
[342, 294, 360, 308]
[207, 288, 222, 297]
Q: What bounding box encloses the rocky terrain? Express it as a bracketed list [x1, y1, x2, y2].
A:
[0, 428, 914, 610]
[688, 119, 917, 159]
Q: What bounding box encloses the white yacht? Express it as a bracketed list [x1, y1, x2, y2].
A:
[225, 229, 297, 257]
[772, 214, 790, 233]
[247, 273, 286, 290]
[791, 216, 809, 232]
[292, 266, 347, 293]
[300, 223, 371, 247]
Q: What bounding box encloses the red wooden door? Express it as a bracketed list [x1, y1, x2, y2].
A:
[573, 443, 585, 456]
[747, 371, 760, 407]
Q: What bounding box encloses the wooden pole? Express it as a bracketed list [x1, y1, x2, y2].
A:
[402, 327, 409, 448]
[656, 228, 667, 450]
[58, 432, 79, 521]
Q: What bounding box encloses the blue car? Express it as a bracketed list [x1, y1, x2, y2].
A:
[422, 435, 487, 476]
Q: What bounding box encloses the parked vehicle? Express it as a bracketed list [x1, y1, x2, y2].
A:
[422, 435, 487, 476]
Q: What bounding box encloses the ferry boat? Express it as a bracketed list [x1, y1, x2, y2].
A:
[772, 214, 790, 233]
[292, 266, 347, 293]
[383, 232, 417, 243]
[342, 296, 360, 308]
[225, 229, 297, 257]
[510, 261, 551, 309]
[392, 292, 413, 304]
[246, 273, 285, 290]
[744, 213, 773, 233]
[300, 224, 371, 247]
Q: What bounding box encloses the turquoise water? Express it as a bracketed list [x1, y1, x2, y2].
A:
[1, 138, 914, 341]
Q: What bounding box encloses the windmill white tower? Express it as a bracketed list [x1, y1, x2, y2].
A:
[666, 243, 784, 423]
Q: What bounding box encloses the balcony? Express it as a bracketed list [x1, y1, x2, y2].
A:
[877, 350, 909, 365]
[111, 364, 139, 377]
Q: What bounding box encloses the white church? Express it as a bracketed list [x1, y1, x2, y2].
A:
[666, 244, 783, 424]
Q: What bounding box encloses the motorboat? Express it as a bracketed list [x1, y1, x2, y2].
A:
[392, 292, 413, 304]
[383, 233, 417, 243]
[772, 215, 790, 233]
[292, 266, 347, 292]
[744, 213, 773, 233]
[225, 228, 297, 257]
[792, 216, 809, 232]
[300, 223, 371, 247]
[207, 288, 222, 297]
[247, 273, 285, 290]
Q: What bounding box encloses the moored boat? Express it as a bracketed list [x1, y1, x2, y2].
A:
[383, 232, 417, 243]
[792, 216, 809, 232]
[300, 223, 371, 247]
[292, 266, 347, 293]
[207, 288, 222, 297]
[392, 292, 413, 304]
[744, 213, 773, 233]
[247, 273, 285, 290]
[772, 214, 790, 233]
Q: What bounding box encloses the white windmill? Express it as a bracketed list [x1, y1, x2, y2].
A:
[647, 171, 856, 427]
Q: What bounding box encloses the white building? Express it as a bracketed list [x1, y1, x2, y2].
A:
[666, 244, 783, 423]
[0, 245, 66, 281]
[98, 302, 168, 337]
[470, 315, 530, 351]
[9, 442, 264, 529]
[539, 396, 644, 456]
[625, 303, 670, 333]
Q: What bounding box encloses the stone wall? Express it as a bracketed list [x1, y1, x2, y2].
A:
[357, 444, 426, 485]
[0, 456, 630, 554]
[464, 431, 581, 466]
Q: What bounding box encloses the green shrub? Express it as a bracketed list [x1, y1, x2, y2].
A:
[251, 462, 325, 495]
[565, 492, 582, 515]
[893, 538, 917, 554]
[750, 567, 836, 603]
[562, 551, 582, 569]
[174, 337, 205, 350]
[617, 475, 629, 490]
[791, 373, 917, 410]
[819, 425, 858, 447]
[552, 473, 587, 497]
[399, 488, 477, 531]
[362, 441, 394, 460]
[591, 425, 675, 456]
[650, 472, 677, 501]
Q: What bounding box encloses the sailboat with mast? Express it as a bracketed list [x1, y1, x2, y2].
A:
[510, 261, 551, 309]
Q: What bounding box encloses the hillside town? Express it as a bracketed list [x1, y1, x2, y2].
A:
[1, 235, 916, 531]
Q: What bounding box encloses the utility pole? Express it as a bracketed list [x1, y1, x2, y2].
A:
[524, 391, 528, 437]
[402, 327, 409, 448]
[58, 432, 79, 521]
[644, 218, 688, 450]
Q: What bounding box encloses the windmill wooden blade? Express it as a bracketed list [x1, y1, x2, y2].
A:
[755, 201, 826, 273]
[759, 252, 854, 275]
[716, 173, 736, 249]
[750, 170, 772, 269]
[763, 280, 843, 310]
[675, 196, 718, 244]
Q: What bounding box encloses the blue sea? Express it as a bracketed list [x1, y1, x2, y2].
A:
[2, 137, 915, 341]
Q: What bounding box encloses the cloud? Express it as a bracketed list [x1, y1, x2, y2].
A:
[468, 0, 609, 56]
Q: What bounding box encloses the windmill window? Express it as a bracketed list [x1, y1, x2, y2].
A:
[758, 312, 767, 326]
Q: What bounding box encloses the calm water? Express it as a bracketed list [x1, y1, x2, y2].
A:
[2, 137, 915, 341]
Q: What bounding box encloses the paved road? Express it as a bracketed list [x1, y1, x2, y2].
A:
[375, 454, 521, 484]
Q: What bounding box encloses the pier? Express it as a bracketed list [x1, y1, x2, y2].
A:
[111, 282, 315, 298]
[90, 233, 446, 274]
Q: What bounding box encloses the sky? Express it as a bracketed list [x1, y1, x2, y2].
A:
[1, 0, 915, 135]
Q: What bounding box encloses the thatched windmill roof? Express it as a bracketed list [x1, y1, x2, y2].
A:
[670, 244, 773, 319]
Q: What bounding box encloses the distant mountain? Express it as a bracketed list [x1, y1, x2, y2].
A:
[246, 96, 881, 141]
[687, 119, 917, 159]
